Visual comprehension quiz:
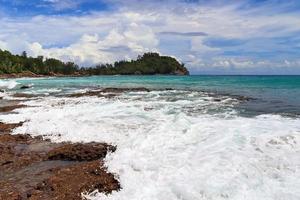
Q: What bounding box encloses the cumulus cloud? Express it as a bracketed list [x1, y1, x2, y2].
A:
[0, 0, 300, 73]
[24, 23, 159, 66]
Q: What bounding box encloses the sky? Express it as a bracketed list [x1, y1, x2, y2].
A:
[0, 0, 300, 74]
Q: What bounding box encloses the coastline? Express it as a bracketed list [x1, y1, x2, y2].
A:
[0, 71, 84, 79]
[0, 101, 120, 199]
[1, 77, 300, 199]
[0, 72, 189, 79]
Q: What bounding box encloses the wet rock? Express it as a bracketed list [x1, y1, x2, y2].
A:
[0, 122, 23, 134]
[20, 85, 32, 89]
[0, 104, 27, 113]
[235, 95, 255, 101]
[0, 71, 43, 79]
[32, 160, 120, 199]
[48, 143, 116, 161]
[13, 93, 38, 98]
[68, 90, 117, 98]
[69, 87, 151, 98]
[0, 130, 119, 200]
[101, 87, 150, 93]
[213, 98, 222, 102]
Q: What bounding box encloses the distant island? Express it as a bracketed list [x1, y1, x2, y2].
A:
[0, 49, 189, 78]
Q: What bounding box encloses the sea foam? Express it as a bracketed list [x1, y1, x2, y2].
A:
[0, 90, 300, 200]
[0, 80, 18, 90]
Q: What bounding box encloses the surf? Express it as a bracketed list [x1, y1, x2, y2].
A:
[1, 88, 300, 200]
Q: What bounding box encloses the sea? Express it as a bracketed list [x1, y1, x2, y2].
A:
[0, 75, 300, 200]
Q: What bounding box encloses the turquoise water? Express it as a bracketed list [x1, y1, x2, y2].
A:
[9, 75, 300, 116]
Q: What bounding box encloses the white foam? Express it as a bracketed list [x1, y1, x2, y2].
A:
[0, 91, 300, 200]
[24, 88, 62, 95]
[0, 80, 18, 90]
[0, 91, 6, 98]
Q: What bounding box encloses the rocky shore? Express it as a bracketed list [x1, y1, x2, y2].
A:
[0, 86, 257, 200]
[0, 72, 44, 79]
[69, 87, 150, 98]
[0, 104, 120, 199]
[0, 71, 84, 79]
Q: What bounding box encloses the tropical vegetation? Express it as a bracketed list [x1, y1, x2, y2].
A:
[0, 49, 189, 76]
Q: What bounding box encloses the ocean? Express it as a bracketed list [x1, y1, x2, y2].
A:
[1, 75, 300, 200]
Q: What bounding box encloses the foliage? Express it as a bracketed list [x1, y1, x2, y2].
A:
[0, 49, 78, 75]
[83, 53, 189, 75]
[0, 50, 189, 75]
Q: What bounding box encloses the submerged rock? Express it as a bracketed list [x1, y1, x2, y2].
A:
[20, 85, 32, 89]
[101, 87, 150, 93]
[68, 90, 116, 98]
[69, 87, 150, 98]
[0, 104, 27, 113]
[13, 93, 38, 98]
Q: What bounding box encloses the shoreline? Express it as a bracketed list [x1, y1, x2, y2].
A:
[0, 103, 120, 200]
[1, 80, 300, 199]
[0, 72, 189, 79]
[0, 72, 85, 79]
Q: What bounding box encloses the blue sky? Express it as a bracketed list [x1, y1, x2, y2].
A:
[0, 0, 300, 74]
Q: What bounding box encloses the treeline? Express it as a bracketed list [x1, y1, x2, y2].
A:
[83, 53, 189, 75]
[0, 50, 78, 75]
[0, 49, 189, 76]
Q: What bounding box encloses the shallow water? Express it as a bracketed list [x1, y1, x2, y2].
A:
[0, 76, 300, 200]
[3, 75, 300, 116]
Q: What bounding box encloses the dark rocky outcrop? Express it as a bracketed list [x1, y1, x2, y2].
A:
[0, 131, 120, 200]
[48, 143, 116, 162]
[0, 71, 43, 79]
[69, 87, 150, 98]
[12, 93, 39, 98]
[0, 122, 23, 134]
[20, 85, 32, 89]
[0, 101, 120, 200]
[0, 104, 27, 113]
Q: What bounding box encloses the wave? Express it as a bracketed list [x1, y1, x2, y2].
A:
[0, 91, 300, 200]
[22, 88, 62, 95]
[0, 80, 18, 90]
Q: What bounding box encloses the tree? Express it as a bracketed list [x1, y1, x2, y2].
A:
[21, 51, 27, 58]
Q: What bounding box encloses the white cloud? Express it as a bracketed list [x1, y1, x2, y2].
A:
[25, 23, 159, 66]
[0, 1, 300, 72]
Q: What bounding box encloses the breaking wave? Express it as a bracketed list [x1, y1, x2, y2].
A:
[0, 90, 300, 200]
[0, 80, 18, 90]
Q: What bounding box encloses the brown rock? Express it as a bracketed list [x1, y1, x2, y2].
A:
[0, 130, 119, 200]
[48, 143, 116, 162]
[69, 87, 150, 98]
[12, 93, 38, 98]
[0, 122, 23, 134]
[30, 160, 120, 200]
[0, 104, 27, 113]
[68, 90, 116, 98]
[0, 71, 43, 79]
[101, 87, 150, 93]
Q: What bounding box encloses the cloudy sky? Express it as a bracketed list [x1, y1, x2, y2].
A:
[0, 0, 300, 74]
